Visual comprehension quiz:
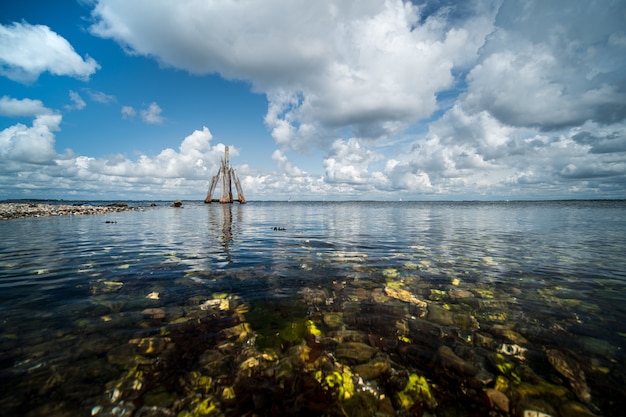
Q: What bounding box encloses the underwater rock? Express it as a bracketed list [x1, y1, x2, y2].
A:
[545, 349, 592, 404]
[353, 356, 391, 381]
[448, 287, 474, 300]
[485, 388, 510, 413]
[128, 337, 170, 357]
[490, 324, 528, 344]
[394, 372, 438, 410]
[335, 342, 377, 364]
[384, 286, 428, 308]
[141, 308, 166, 320]
[559, 401, 600, 417]
[427, 304, 455, 326]
[438, 345, 479, 377]
[323, 312, 344, 328]
[298, 287, 329, 305]
[498, 343, 528, 361]
[517, 398, 557, 417]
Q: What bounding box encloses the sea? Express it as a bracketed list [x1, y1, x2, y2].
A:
[0, 200, 625, 416]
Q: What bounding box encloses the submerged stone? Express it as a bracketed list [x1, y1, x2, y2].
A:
[485, 388, 510, 413]
[335, 342, 377, 364]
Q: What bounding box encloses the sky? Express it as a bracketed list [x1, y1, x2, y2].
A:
[1, 0, 625, 201]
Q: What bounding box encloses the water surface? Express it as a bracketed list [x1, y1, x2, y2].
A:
[1, 201, 625, 416]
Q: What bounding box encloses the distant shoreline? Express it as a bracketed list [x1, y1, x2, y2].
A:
[0, 202, 141, 220]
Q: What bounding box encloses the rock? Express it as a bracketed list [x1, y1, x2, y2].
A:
[438, 345, 479, 377]
[323, 312, 343, 328]
[558, 401, 600, 417]
[384, 286, 428, 307]
[449, 287, 474, 300]
[545, 349, 592, 404]
[172, 200, 183, 207]
[517, 398, 556, 417]
[335, 342, 377, 364]
[485, 388, 509, 413]
[353, 356, 390, 380]
[129, 337, 170, 356]
[141, 308, 166, 320]
[428, 304, 455, 326]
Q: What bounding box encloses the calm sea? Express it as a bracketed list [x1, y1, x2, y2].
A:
[1, 201, 625, 416]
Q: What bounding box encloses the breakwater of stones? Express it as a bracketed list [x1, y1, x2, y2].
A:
[0, 203, 141, 220]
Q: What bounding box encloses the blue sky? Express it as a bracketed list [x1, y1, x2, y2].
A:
[1, 0, 625, 201]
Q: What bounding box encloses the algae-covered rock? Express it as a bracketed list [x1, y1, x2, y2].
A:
[545, 349, 592, 404]
[559, 401, 600, 417]
[353, 356, 390, 380]
[335, 342, 377, 364]
[394, 373, 437, 410]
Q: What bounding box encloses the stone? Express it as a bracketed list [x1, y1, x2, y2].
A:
[485, 388, 509, 413]
[438, 345, 479, 377]
[335, 342, 377, 364]
[353, 356, 390, 380]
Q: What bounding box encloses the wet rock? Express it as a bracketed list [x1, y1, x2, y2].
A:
[517, 398, 557, 417]
[428, 304, 455, 326]
[394, 372, 438, 410]
[498, 343, 528, 361]
[298, 287, 329, 305]
[171, 200, 183, 207]
[141, 308, 166, 320]
[559, 401, 600, 417]
[384, 286, 428, 308]
[353, 356, 390, 380]
[335, 342, 377, 364]
[490, 324, 528, 344]
[438, 345, 479, 377]
[545, 349, 592, 404]
[322, 312, 343, 328]
[128, 337, 170, 357]
[448, 287, 474, 300]
[485, 388, 509, 413]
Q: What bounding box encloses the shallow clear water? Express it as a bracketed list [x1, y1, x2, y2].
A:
[1, 201, 625, 416]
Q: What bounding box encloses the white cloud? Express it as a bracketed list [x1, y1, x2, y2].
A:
[66, 90, 86, 111]
[462, 0, 626, 130]
[0, 114, 61, 164]
[121, 106, 136, 119]
[324, 138, 382, 184]
[140, 102, 163, 124]
[0, 96, 52, 117]
[272, 149, 304, 176]
[90, 0, 499, 148]
[0, 22, 99, 83]
[85, 89, 116, 104]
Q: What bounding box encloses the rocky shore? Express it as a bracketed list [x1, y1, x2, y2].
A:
[0, 202, 140, 220]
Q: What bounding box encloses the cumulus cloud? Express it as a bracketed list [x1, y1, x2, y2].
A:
[0, 96, 52, 117]
[462, 0, 626, 130]
[0, 22, 99, 83]
[272, 149, 304, 176]
[89, 0, 499, 148]
[140, 102, 163, 124]
[0, 120, 243, 198]
[0, 114, 61, 165]
[3, 1, 625, 200]
[324, 138, 382, 184]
